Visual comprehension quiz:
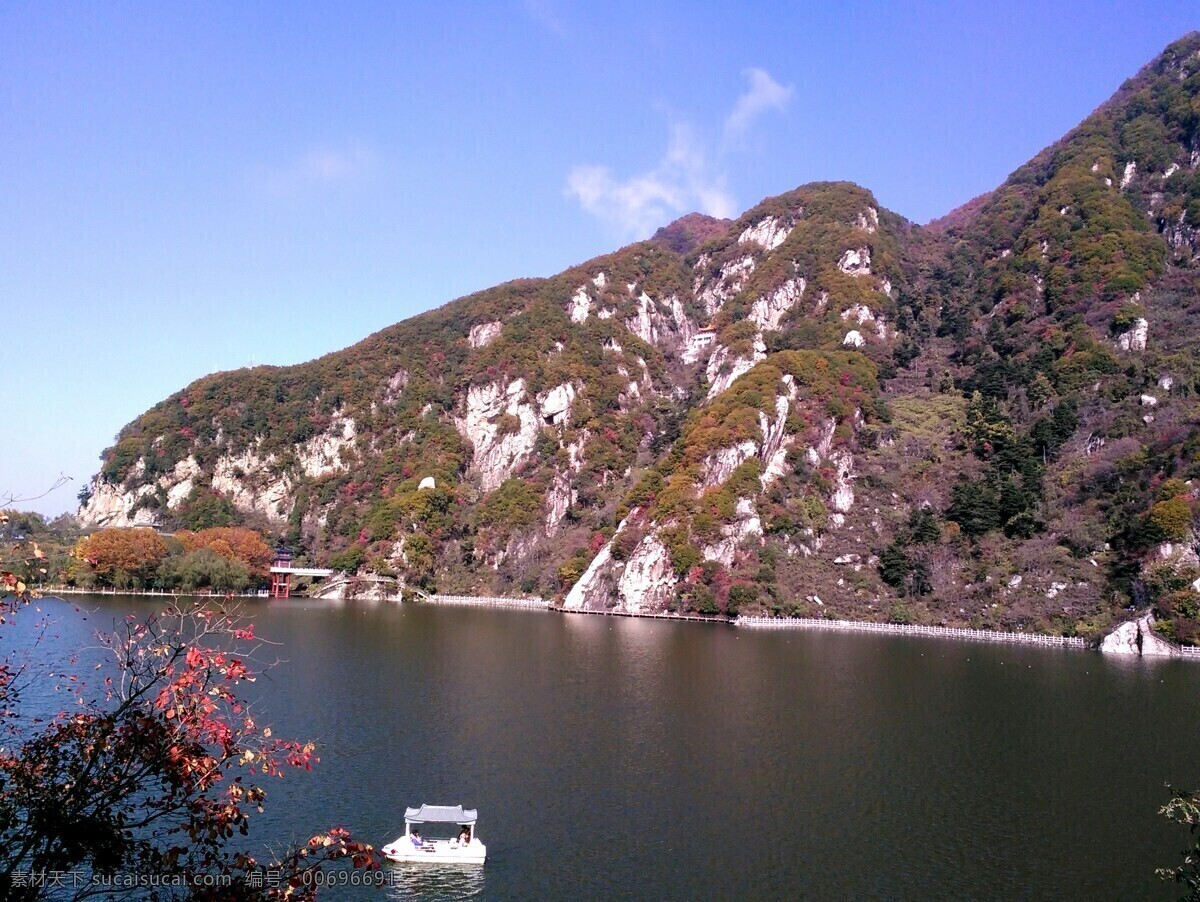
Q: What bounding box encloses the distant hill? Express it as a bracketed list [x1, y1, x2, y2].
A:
[80, 34, 1200, 643]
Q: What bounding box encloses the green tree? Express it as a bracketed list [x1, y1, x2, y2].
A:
[1157, 786, 1200, 899]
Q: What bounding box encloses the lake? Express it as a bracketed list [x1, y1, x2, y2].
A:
[9, 594, 1200, 899]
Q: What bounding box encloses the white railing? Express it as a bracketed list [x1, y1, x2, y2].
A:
[39, 585, 265, 599]
[734, 616, 1089, 648]
[1180, 645, 1200, 658]
[424, 594, 549, 609]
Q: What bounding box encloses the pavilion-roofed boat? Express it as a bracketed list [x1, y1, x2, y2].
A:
[382, 804, 486, 864]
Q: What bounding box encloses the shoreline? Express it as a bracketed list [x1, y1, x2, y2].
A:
[35, 587, 1200, 657]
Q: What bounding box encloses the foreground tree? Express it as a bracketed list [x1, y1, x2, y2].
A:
[1159, 787, 1200, 900]
[1, 532, 378, 899]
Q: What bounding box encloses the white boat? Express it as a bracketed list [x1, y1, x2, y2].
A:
[382, 804, 487, 864]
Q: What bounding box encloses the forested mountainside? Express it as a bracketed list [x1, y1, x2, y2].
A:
[81, 34, 1200, 642]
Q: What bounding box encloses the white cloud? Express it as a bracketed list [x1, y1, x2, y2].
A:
[724, 68, 793, 145]
[565, 123, 734, 238]
[566, 69, 789, 237]
[254, 143, 377, 196]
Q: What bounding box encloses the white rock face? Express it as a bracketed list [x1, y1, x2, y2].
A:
[1116, 318, 1149, 352]
[1101, 619, 1143, 654]
[829, 450, 855, 513]
[539, 382, 576, 426]
[1140, 394, 1158, 408]
[738, 216, 793, 251]
[456, 379, 541, 492]
[622, 292, 692, 352]
[625, 292, 659, 344]
[418, 476, 436, 490]
[468, 321, 503, 348]
[562, 514, 630, 610]
[1165, 163, 1180, 179]
[695, 255, 756, 318]
[806, 417, 837, 468]
[856, 207, 879, 233]
[569, 286, 591, 324]
[1100, 612, 1179, 656]
[383, 368, 409, 404]
[749, 278, 805, 331]
[1159, 375, 1174, 392]
[592, 271, 608, 289]
[79, 423, 327, 528]
[544, 468, 576, 532]
[296, 416, 357, 479]
[211, 445, 295, 522]
[669, 295, 696, 345]
[758, 392, 795, 488]
[1156, 539, 1200, 569]
[838, 247, 872, 277]
[1121, 160, 1137, 190]
[164, 458, 202, 509]
[843, 330, 865, 348]
[841, 304, 875, 325]
[706, 334, 767, 399]
[701, 440, 759, 489]
[616, 534, 678, 612]
[702, 498, 763, 567]
[78, 477, 160, 527]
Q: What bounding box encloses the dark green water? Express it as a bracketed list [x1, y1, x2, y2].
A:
[11, 595, 1200, 899]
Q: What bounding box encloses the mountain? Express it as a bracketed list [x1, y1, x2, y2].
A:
[80, 34, 1200, 642]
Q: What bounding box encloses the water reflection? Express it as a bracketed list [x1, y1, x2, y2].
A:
[382, 863, 485, 900]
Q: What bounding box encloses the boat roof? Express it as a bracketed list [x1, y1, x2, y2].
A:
[405, 804, 478, 825]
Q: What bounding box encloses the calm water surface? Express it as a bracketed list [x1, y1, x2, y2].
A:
[11, 595, 1200, 900]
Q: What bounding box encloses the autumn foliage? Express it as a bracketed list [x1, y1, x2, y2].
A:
[73, 527, 168, 584]
[177, 527, 273, 576]
[0, 589, 378, 899]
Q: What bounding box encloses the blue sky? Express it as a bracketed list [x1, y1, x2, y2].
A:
[2, 1, 1197, 517]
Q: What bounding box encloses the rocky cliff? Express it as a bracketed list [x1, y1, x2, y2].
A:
[80, 34, 1200, 644]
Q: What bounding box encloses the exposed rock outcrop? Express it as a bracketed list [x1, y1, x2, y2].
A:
[1116, 317, 1149, 352]
[837, 247, 871, 276]
[468, 321, 502, 348]
[456, 379, 541, 492]
[1100, 611, 1180, 656]
[749, 278, 805, 332]
[738, 215, 793, 251]
[706, 335, 767, 399]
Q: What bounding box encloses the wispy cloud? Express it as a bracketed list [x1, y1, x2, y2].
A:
[253, 143, 378, 196]
[566, 124, 734, 237]
[566, 69, 791, 237]
[724, 68, 793, 145]
[521, 0, 566, 36]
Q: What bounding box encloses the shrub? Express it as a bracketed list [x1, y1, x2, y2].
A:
[1148, 497, 1193, 542]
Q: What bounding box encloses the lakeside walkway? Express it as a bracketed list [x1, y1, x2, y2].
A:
[39, 585, 267, 599]
[418, 593, 549, 610]
[735, 615, 1090, 648]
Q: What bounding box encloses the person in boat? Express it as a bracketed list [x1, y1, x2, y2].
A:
[410, 829, 426, 849]
[455, 827, 471, 847]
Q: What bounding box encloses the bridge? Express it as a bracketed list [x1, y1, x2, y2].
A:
[269, 563, 334, 599]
